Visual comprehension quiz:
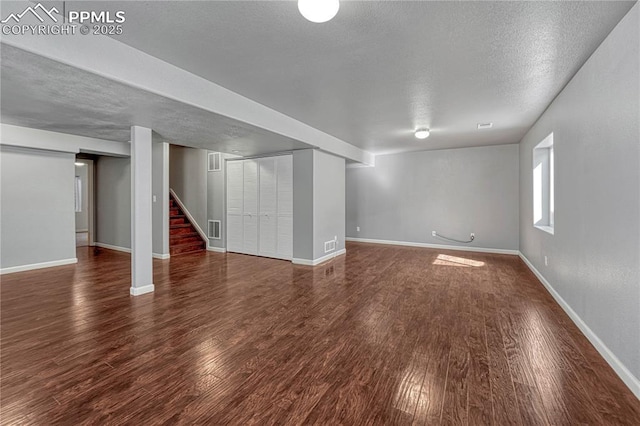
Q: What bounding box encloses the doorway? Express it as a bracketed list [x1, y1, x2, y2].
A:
[74, 157, 95, 248]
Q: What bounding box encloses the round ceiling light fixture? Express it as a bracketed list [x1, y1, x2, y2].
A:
[415, 128, 430, 139]
[298, 0, 340, 23]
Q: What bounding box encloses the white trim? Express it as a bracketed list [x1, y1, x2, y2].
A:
[518, 252, 640, 399]
[534, 224, 555, 235]
[292, 248, 346, 266]
[130, 284, 155, 296]
[207, 246, 227, 253]
[345, 237, 519, 255]
[0, 258, 78, 275]
[95, 242, 169, 259]
[169, 188, 208, 243]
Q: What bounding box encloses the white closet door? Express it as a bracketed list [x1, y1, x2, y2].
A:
[226, 161, 244, 253]
[258, 158, 277, 257]
[276, 155, 293, 259]
[242, 160, 259, 255]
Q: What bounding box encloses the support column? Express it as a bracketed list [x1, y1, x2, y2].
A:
[130, 126, 155, 295]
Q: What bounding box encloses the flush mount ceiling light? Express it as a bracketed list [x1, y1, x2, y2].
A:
[298, 0, 340, 23]
[414, 128, 430, 139]
[477, 123, 493, 130]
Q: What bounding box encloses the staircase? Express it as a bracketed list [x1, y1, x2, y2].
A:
[170, 194, 206, 256]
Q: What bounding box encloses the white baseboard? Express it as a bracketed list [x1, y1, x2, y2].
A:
[95, 242, 169, 260]
[207, 246, 227, 253]
[130, 284, 155, 296]
[345, 237, 519, 255]
[0, 258, 78, 275]
[292, 248, 346, 266]
[518, 252, 640, 399]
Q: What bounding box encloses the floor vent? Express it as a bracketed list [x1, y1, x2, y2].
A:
[324, 240, 336, 253]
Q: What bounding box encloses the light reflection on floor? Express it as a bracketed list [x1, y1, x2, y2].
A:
[433, 254, 485, 268]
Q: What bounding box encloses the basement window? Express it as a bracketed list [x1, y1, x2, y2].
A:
[533, 133, 554, 235]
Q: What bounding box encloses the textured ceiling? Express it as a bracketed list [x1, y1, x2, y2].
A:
[0, 45, 312, 157]
[55, 0, 635, 154]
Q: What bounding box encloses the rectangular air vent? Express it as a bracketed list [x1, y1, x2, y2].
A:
[208, 220, 221, 239]
[324, 240, 336, 253]
[208, 152, 222, 172]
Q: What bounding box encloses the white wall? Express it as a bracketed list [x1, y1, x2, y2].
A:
[169, 145, 208, 235]
[96, 156, 131, 249]
[0, 145, 76, 271]
[152, 141, 169, 256]
[346, 144, 519, 251]
[74, 162, 89, 232]
[519, 4, 639, 393]
[313, 150, 346, 260]
[293, 149, 346, 263]
[207, 152, 234, 250]
[293, 149, 314, 261]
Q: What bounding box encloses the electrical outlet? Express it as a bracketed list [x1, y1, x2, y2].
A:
[152, 195, 157, 203]
[356, 226, 360, 232]
[544, 256, 548, 266]
[471, 233, 475, 239]
[432, 231, 437, 237]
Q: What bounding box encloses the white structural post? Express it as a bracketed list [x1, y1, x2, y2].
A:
[130, 126, 155, 295]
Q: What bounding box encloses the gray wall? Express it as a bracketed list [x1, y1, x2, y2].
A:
[293, 149, 314, 260]
[96, 156, 131, 249]
[170, 145, 207, 235]
[0, 146, 76, 268]
[519, 4, 639, 382]
[75, 162, 89, 232]
[347, 144, 519, 250]
[313, 150, 346, 259]
[207, 152, 233, 250]
[152, 140, 169, 255]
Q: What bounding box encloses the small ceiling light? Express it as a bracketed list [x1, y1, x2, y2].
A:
[74, 162, 85, 166]
[414, 128, 430, 139]
[298, 0, 340, 23]
[477, 123, 493, 130]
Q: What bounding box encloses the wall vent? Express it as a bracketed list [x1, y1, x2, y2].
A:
[208, 220, 222, 239]
[208, 152, 222, 172]
[324, 240, 336, 253]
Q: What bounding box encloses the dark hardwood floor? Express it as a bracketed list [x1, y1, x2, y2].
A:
[1, 243, 639, 425]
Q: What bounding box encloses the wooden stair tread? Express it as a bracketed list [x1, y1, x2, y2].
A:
[168, 195, 204, 255]
[170, 223, 192, 229]
[170, 232, 200, 240]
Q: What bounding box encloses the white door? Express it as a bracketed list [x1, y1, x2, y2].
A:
[258, 158, 277, 257]
[276, 155, 293, 259]
[242, 160, 259, 255]
[226, 161, 244, 253]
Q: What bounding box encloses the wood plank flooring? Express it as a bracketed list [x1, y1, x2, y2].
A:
[1, 242, 639, 424]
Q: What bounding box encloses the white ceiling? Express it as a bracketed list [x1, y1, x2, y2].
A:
[56, 0, 635, 154]
[0, 44, 312, 157]
[2, 1, 635, 157]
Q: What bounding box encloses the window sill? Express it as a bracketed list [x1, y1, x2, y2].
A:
[534, 225, 554, 235]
